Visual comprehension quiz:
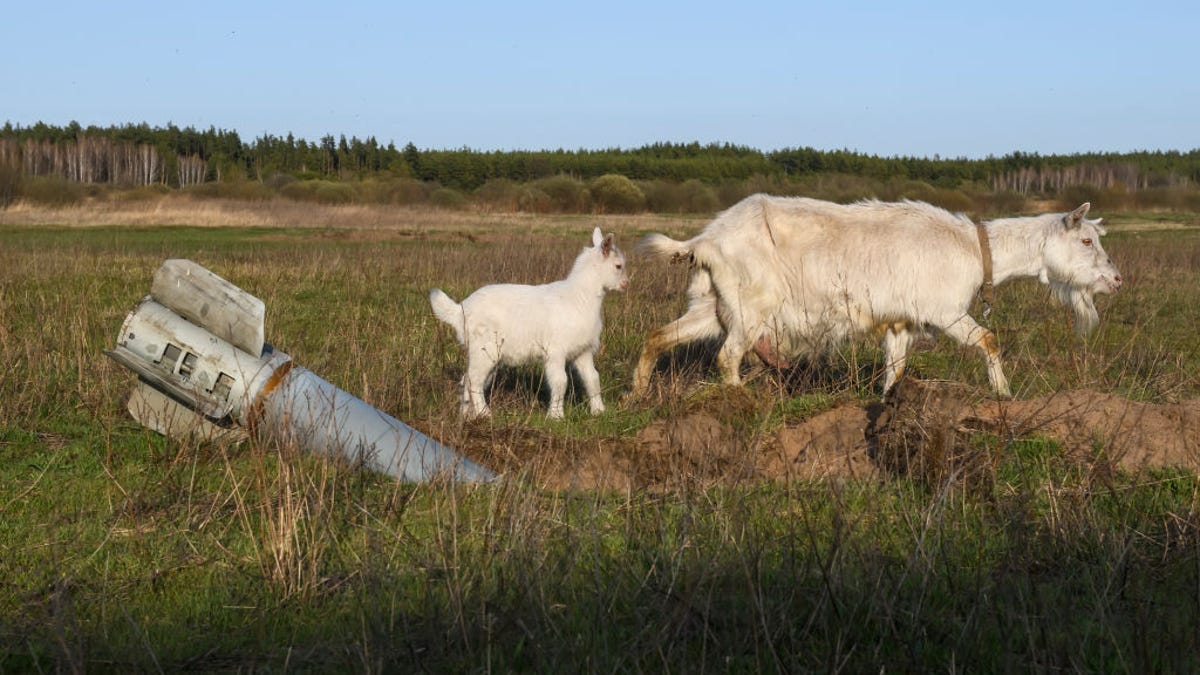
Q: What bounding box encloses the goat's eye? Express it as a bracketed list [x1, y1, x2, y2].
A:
[1081, 238, 1093, 247]
[615, 263, 623, 270]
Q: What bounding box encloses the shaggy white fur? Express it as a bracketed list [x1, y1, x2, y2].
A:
[431, 227, 629, 419]
[632, 194, 1121, 397]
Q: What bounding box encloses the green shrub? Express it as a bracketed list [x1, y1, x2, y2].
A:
[590, 174, 645, 213]
[877, 179, 936, 203]
[680, 179, 720, 213]
[925, 188, 974, 214]
[383, 178, 432, 206]
[314, 181, 356, 205]
[231, 181, 275, 201]
[642, 179, 721, 214]
[1054, 184, 1131, 212]
[822, 175, 889, 203]
[1099, 185, 1134, 211]
[20, 175, 84, 206]
[517, 186, 554, 213]
[640, 180, 685, 213]
[111, 183, 172, 204]
[531, 174, 590, 212]
[264, 173, 296, 191]
[278, 180, 352, 204]
[354, 178, 393, 205]
[430, 187, 467, 210]
[183, 182, 219, 199]
[1133, 186, 1200, 211]
[474, 178, 522, 211]
[343, 177, 429, 206]
[276, 180, 318, 202]
[974, 190, 1027, 216]
[186, 180, 274, 201]
[1058, 185, 1104, 211]
[742, 173, 793, 198]
[716, 179, 751, 208]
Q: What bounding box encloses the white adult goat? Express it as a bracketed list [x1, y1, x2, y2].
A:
[631, 194, 1122, 397]
[431, 227, 629, 419]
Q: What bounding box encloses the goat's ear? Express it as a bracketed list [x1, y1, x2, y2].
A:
[591, 227, 603, 248]
[1064, 202, 1091, 229]
[1094, 218, 1107, 236]
[601, 233, 614, 257]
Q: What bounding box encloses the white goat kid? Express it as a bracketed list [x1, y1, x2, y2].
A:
[631, 195, 1121, 398]
[430, 227, 629, 419]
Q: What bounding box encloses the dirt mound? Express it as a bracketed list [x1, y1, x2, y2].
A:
[628, 412, 752, 486]
[865, 379, 999, 486]
[766, 405, 880, 481]
[999, 389, 1200, 470]
[459, 380, 1200, 491]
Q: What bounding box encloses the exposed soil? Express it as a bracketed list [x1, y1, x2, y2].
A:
[457, 379, 1200, 491]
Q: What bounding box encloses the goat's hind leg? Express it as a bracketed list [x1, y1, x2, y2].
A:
[463, 345, 498, 418]
[629, 301, 723, 397]
[544, 355, 569, 419]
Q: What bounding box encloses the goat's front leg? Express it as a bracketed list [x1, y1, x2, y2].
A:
[544, 355, 569, 419]
[938, 315, 1011, 397]
[573, 351, 605, 415]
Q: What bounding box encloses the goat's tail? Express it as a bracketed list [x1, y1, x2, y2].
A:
[639, 233, 725, 273]
[429, 288, 466, 344]
[638, 232, 695, 265]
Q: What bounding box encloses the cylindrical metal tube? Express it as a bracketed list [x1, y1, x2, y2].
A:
[253, 366, 495, 483]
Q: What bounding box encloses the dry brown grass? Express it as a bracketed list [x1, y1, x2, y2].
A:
[0, 193, 706, 235]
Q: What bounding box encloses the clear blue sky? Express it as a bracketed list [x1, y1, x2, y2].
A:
[4, 1, 1197, 158]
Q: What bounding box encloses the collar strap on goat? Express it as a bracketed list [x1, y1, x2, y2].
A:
[975, 222, 995, 317]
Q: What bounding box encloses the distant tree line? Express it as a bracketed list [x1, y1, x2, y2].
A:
[2, 121, 1199, 213]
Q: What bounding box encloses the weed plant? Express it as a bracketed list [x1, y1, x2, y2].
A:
[1, 212, 1199, 671]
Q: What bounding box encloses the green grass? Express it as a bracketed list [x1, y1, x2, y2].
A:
[2, 217, 1200, 671]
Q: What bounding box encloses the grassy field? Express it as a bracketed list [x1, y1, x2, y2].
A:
[2, 202, 1200, 672]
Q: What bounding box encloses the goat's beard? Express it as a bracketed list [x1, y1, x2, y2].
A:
[1051, 282, 1100, 336]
